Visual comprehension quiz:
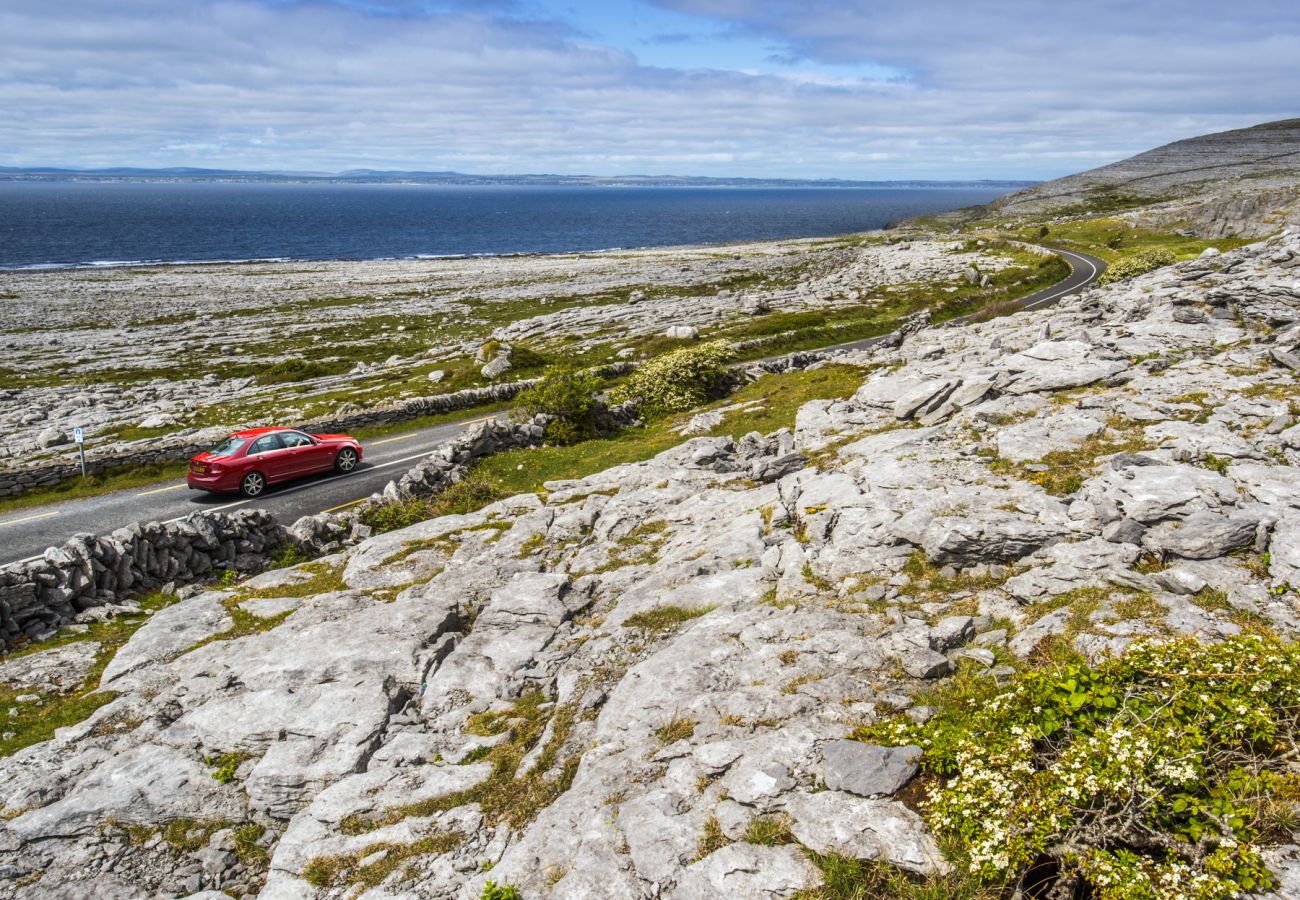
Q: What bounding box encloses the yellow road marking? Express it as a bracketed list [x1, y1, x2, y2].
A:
[372, 433, 420, 446]
[370, 415, 497, 446]
[0, 510, 60, 527]
[137, 483, 189, 496]
[323, 498, 366, 513]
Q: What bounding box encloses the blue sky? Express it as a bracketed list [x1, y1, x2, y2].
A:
[0, 0, 1296, 179]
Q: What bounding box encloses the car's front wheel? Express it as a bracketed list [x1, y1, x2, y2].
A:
[335, 447, 359, 473]
[240, 471, 267, 497]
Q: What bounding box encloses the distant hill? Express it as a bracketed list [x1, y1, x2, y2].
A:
[0, 165, 1033, 191]
[988, 118, 1300, 236]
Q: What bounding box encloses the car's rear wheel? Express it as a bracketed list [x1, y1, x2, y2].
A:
[240, 471, 267, 497]
[335, 447, 359, 473]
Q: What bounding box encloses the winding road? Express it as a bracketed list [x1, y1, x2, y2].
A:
[0, 245, 1105, 566]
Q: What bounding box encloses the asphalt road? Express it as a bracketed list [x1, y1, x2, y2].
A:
[0, 414, 502, 566]
[803, 246, 1106, 357]
[0, 245, 1105, 567]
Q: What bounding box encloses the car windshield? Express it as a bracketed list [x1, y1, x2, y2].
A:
[207, 436, 250, 457]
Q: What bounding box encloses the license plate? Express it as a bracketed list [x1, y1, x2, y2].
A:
[194, 464, 207, 474]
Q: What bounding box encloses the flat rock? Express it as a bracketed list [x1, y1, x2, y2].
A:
[99, 592, 232, 687]
[819, 741, 921, 798]
[669, 843, 820, 899]
[996, 411, 1105, 463]
[0, 641, 100, 695]
[921, 512, 1062, 566]
[783, 789, 947, 875]
[1142, 510, 1260, 559]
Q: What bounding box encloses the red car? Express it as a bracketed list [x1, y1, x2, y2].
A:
[187, 427, 363, 497]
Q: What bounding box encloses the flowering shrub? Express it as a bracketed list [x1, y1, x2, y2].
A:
[610, 340, 735, 417]
[1096, 248, 1177, 286]
[866, 635, 1300, 899]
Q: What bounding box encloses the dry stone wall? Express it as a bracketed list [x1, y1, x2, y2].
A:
[0, 364, 634, 501]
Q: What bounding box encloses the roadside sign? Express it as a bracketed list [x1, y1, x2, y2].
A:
[73, 428, 87, 477]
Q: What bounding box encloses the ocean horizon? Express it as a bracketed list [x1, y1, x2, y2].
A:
[0, 181, 1008, 271]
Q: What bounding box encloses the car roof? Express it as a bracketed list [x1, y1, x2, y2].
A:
[229, 427, 298, 439]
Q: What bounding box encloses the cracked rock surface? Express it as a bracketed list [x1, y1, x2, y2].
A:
[4, 228, 1300, 897]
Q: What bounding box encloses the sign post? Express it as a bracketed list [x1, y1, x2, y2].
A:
[73, 427, 86, 478]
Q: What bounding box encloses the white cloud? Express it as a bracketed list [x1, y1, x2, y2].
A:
[0, 0, 1295, 178]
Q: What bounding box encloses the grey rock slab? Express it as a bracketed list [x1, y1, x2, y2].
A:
[819, 740, 921, 798]
[1142, 510, 1260, 559]
[1269, 516, 1300, 585]
[930, 615, 976, 651]
[783, 789, 947, 875]
[1001, 340, 1128, 394]
[1084, 463, 1239, 524]
[996, 410, 1105, 463]
[0, 641, 100, 695]
[921, 512, 1063, 566]
[270, 762, 492, 876]
[900, 647, 954, 680]
[99, 592, 233, 687]
[893, 378, 959, 421]
[8, 743, 246, 840]
[237, 595, 304, 618]
[669, 844, 821, 899]
[721, 760, 795, 806]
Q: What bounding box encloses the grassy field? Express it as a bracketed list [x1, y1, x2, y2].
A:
[472, 364, 868, 502]
[994, 217, 1254, 264]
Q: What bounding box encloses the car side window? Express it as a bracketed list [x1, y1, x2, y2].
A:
[281, 432, 313, 448]
[249, 434, 283, 455]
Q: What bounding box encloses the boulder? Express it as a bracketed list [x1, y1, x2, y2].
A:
[818, 741, 921, 798]
[783, 790, 947, 875]
[664, 325, 700, 340]
[1142, 511, 1261, 560]
[921, 513, 1062, 566]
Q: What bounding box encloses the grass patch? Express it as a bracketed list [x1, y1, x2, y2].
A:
[743, 814, 795, 846]
[797, 849, 1004, 900]
[302, 831, 465, 890]
[622, 604, 715, 633]
[0, 591, 177, 759]
[336, 691, 583, 837]
[696, 814, 731, 859]
[999, 217, 1253, 265]
[655, 711, 697, 744]
[983, 419, 1148, 496]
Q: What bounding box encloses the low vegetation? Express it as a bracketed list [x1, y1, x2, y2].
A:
[1095, 248, 1178, 286]
[515, 366, 605, 444]
[862, 635, 1300, 900]
[611, 340, 736, 417]
[0, 591, 175, 758]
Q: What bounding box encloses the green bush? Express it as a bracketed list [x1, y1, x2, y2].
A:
[516, 367, 604, 445]
[480, 881, 521, 900]
[610, 340, 735, 418]
[358, 475, 506, 534]
[255, 358, 348, 385]
[1096, 248, 1177, 286]
[865, 635, 1300, 900]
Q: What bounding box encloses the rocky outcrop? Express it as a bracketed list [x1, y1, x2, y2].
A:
[4, 227, 1300, 898]
[992, 117, 1300, 233]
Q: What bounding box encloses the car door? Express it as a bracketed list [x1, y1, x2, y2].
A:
[280, 431, 330, 475]
[245, 432, 292, 482]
